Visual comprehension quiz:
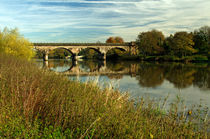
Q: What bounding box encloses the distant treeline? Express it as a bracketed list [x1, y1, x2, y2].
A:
[136, 26, 210, 57]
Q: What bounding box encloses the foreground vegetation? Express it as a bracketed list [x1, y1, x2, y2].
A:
[0, 54, 209, 138]
[0, 26, 209, 138]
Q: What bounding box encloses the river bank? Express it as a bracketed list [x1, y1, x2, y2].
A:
[109, 54, 210, 63]
[0, 54, 209, 138]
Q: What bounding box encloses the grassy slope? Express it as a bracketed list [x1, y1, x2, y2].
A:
[0, 54, 209, 138]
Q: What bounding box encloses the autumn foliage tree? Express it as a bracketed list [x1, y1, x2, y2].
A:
[167, 32, 196, 56]
[106, 36, 124, 44]
[136, 30, 165, 55]
[0, 27, 34, 60]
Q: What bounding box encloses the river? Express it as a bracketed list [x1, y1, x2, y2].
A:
[35, 59, 210, 109]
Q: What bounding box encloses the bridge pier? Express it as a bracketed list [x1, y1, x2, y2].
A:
[73, 60, 78, 66]
[73, 53, 78, 61]
[103, 60, 106, 69]
[103, 53, 106, 60]
[71, 53, 79, 66]
[72, 54, 76, 61]
[43, 61, 49, 68]
[43, 50, 49, 61]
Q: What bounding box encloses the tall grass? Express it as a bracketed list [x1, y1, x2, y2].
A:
[0, 53, 209, 138]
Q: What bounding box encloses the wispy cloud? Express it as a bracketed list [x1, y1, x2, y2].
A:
[0, 0, 209, 42]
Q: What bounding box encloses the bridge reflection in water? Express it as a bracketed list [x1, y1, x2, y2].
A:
[38, 59, 210, 110]
[40, 59, 210, 91]
[42, 60, 139, 77]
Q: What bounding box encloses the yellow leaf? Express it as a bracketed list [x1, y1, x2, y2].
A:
[150, 133, 154, 139]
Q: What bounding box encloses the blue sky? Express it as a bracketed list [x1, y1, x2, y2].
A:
[0, 0, 210, 42]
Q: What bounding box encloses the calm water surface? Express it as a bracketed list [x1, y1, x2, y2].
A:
[35, 59, 210, 109]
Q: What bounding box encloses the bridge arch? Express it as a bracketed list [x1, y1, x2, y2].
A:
[51, 47, 74, 54]
[106, 47, 127, 60]
[48, 47, 74, 59]
[45, 59, 74, 72]
[78, 47, 104, 60]
[108, 47, 127, 52]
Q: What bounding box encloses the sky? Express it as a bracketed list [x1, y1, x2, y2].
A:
[0, 0, 210, 42]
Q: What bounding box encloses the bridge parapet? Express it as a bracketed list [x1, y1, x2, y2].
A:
[33, 42, 129, 46]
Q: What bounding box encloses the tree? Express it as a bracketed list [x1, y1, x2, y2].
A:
[106, 36, 124, 44]
[136, 29, 165, 55]
[193, 26, 210, 54]
[167, 32, 196, 56]
[163, 35, 173, 55]
[0, 27, 34, 60]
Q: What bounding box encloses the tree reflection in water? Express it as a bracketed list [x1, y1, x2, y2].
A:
[40, 59, 210, 91]
[193, 65, 210, 90]
[165, 64, 196, 89]
[135, 63, 165, 88]
[106, 61, 126, 71]
[79, 60, 103, 72]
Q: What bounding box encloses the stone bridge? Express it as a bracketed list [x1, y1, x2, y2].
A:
[34, 42, 138, 61]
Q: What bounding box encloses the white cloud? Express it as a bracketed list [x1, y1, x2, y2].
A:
[0, 0, 209, 42]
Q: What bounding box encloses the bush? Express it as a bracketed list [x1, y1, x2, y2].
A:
[0, 27, 35, 60]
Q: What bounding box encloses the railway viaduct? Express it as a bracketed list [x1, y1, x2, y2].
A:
[34, 42, 138, 61]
